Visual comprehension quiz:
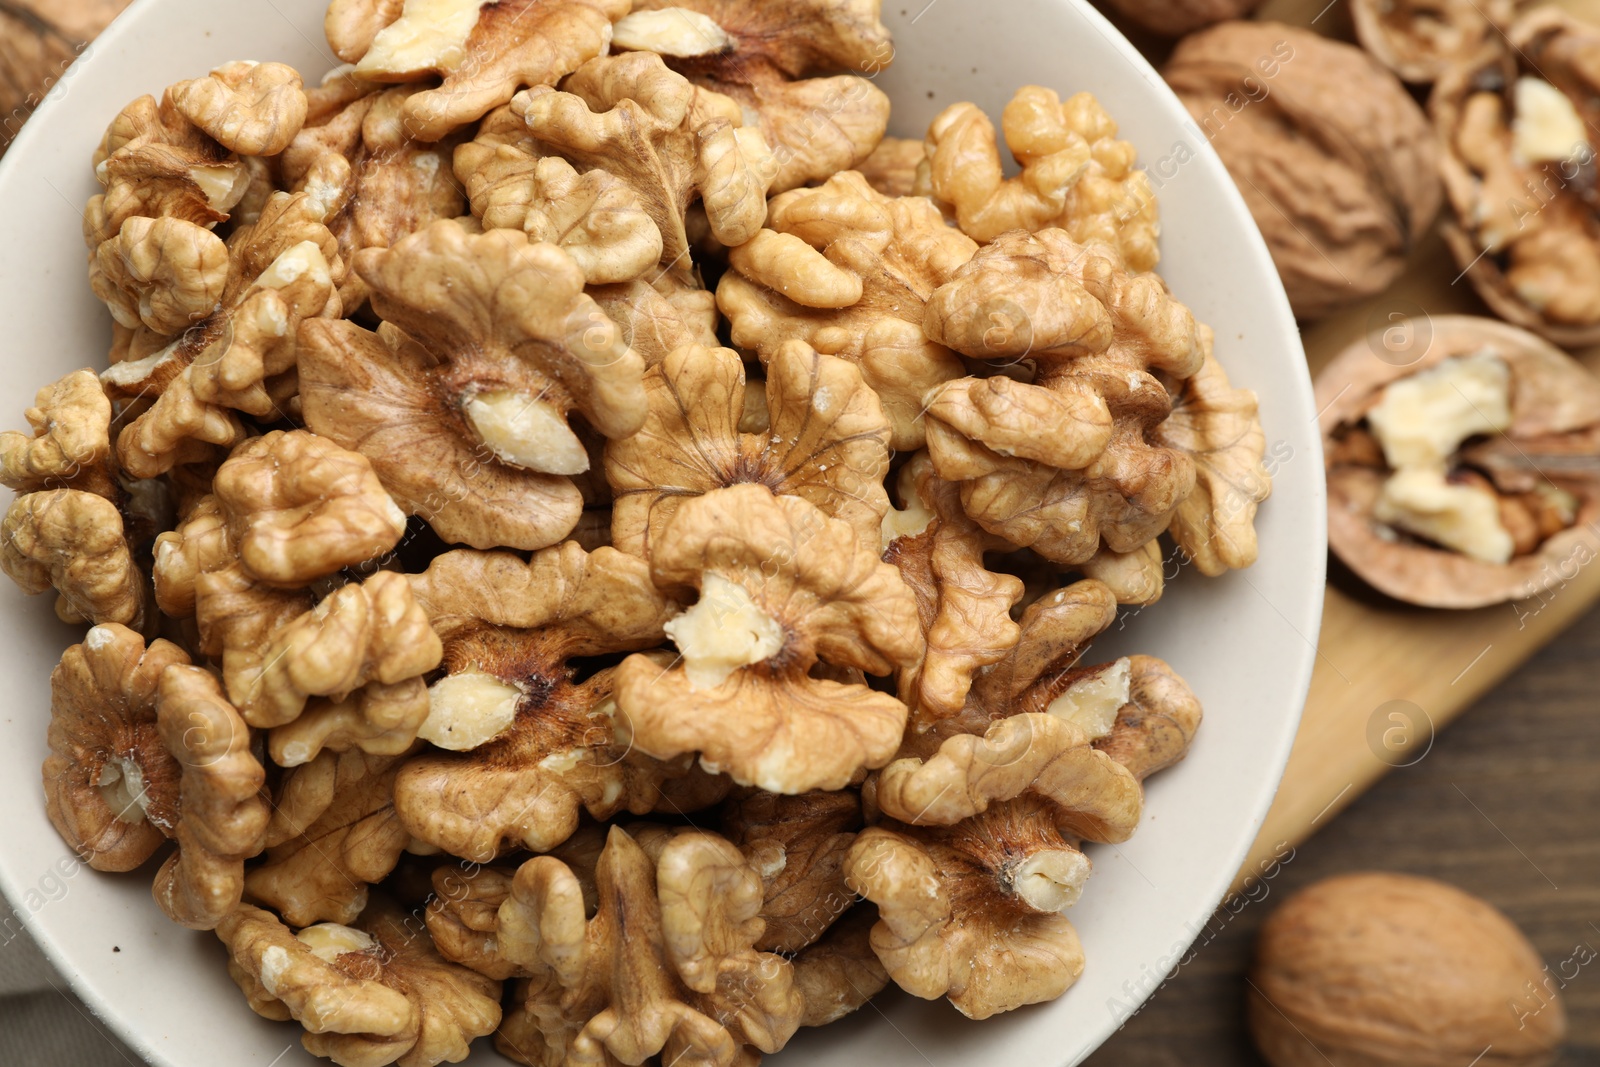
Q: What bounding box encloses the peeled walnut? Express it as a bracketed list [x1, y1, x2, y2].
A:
[245, 748, 414, 926]
[280, 79, 465, 311]
[450, 103, 536, 215]
[514, 51, 776, 273]
[720, 789, 863, 954]
[393, 543, 695, 861]
[921, 87, 1158, 273]
[922, 231, 1214, 566]
[791, 905, 890, 1027]
[90, 214, 229, 337]
[882, 452, 1025, 726]
[297, 321, 583, 552]
[873, 710, 1145, 843]
[1093, 655, 1205, 782]
[42, 625, 188, 871]
[1352, 0, 1515, 83]
[918, 86, 1159, 273]
[150, 493, 315, 713]
[84, 90, 248, 251]
[611, 485, 924, 794]
[1151, 326, 1272, 575]
[845, 797, 1091, 1019]
[452, 102, 664, 285]
[610, 0, 893, 192]
[843, 610, 1193, 1022]
[1434, 10, 1600, 344]
[0, 370, 162, 627]
[170, 61, 308, 157]
[903, 577, 1123, 754]
[424, 825, 612, 980]
[456, 150, 662, 284]
[717, 169, 977, 448]
[213, 430, 406, 587]
[1319, 315, 1600, 607]
[98, 192, 343, 477]
[1100, 0, 1262, 38]
[0, 489, 144, 628]
[331, 0, 627, 142]
[494, 824, 804, 1065]
[299, 218, 644, 549]
[151, 665, 269, 930]
[1249, 873, 1566, 1067]
[220, 898, 501, 1067]
[0, 369, 117, 499]
[604, 341, 891, 557]
[856, 136, 925, 198]
[253, 571, 443, 760]
[1165, 23, 1441, 320]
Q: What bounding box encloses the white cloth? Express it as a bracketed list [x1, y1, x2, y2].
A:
[0, 902, 141, 1066]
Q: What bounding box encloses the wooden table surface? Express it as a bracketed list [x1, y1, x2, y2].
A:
[1086, 601, 1600, 1065]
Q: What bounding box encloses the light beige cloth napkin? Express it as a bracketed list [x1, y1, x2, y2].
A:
[1, 901, 141, 1067]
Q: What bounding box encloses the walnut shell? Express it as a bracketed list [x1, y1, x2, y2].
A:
[1351, 0, 1514, 84]
[1101, 0, 1262, 38]
[1318, 315, 1600, 608]
[1433, 9, 1600, 345]
[1164, 23, 1441, 320]
[1248, 872, 1566, 1067]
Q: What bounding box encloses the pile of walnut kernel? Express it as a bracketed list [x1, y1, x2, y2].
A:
[1, 0, 1273, 1063]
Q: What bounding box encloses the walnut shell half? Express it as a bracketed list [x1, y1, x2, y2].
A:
[1248, 872, 1565, 1067]
[1164, 22, 1441, 321]
[1351, 0, 1515, 84]
[1433, 10, 1600, 345]
[1319, 315, 1600, 608]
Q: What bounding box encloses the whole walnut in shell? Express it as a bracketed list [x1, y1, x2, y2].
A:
[1164, 23, 1441, 320]
[1249, 872, 1566, 1067]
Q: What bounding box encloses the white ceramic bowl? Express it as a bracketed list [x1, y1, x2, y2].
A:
[0, 1, 1324, 1064]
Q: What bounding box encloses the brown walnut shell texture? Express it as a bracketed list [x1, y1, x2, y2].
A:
[1164, 22, 1441, 321]
[1432, 10, 1600, 347]
[1318, 314, 1600, 608]
[1248, 872, 1565, 1067]
[1351, 0, 1515, 84]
